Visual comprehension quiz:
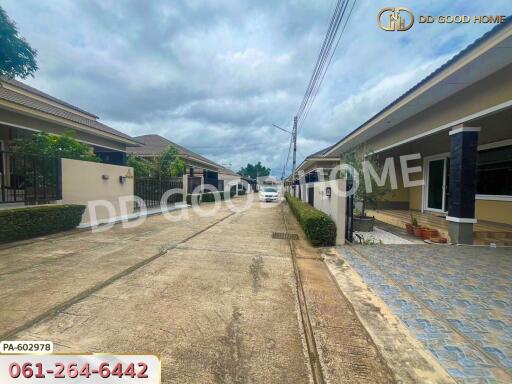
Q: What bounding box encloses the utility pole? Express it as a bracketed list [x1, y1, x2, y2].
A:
[270, 120, 297, 188]
[292, 116, 297, 184]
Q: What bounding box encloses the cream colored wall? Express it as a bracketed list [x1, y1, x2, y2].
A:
[61, 158, 134, 224]
[475, 200, 512, 225]
[409, 187, 422, 211]
[312, 179, 346, 245]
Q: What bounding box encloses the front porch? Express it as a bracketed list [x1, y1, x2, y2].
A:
[367, 209, 512, 245]
[366, 103, 512, 245]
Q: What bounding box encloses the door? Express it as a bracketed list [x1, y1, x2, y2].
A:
[307, 186, 314, 206]
[426, 157, 448, 212]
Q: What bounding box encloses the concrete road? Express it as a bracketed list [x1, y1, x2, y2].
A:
[0, 199, 311, 383]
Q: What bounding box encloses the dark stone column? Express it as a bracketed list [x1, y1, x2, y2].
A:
[447, 125, 480, 244]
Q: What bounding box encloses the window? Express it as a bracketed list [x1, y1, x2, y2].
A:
[476, 145, 512, 196]
[263, 187, 277, 193]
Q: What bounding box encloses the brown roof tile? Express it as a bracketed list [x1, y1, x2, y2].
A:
[0, 80, 136, 143]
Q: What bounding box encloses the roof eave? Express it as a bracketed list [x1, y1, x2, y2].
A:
[325, 18, 512, 157]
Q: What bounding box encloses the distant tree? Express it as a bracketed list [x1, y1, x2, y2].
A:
[128, 155, 153, 177]
[151, 146, 186, 180]
[127, 146, 186, 179]
[0, 5, 38, 79]
[238, 162, 270, 179]
[10, 131, 100, 162]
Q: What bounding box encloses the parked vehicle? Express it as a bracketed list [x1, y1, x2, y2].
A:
[259, 187, 279, 202]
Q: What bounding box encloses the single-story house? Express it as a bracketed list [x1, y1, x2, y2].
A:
[0, 78, 139, 204]
[296, 145, 338, 183]
[300, 19, 512, 244]
[127, 134, 239, 192]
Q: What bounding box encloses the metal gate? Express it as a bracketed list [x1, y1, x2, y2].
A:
[203, 177, 224, 192]
[134, 177, 183, 208]
[0, 151, 61, 204]
[187, 176, 202, 193]
[345, 179, 354, 243]
[307, 185, 314, 206]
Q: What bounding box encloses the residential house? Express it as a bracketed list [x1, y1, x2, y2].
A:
[127, 134, 239, 193]
[0, 78, 139, 204]
[301, 20, 512, 244]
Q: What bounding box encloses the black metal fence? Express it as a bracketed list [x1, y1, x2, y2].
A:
[203, 177, 224, 192]
[345, 179, 354, 243]
[188, 177, 224, 193]
[188, 176, 202, 193]
[134, 177, 183, 208]
[0, 151, 61, 204]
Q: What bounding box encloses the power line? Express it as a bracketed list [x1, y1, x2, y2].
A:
[281, 0, 357, 180]
[299, 0, 357, 130]
[296, 0, 350, 121]
[282, 134, 293, 180]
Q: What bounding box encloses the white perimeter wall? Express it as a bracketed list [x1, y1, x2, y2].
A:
[309, 179, 346, 245]
[219, 174, 241, 192]
[61, 158, 134, 224]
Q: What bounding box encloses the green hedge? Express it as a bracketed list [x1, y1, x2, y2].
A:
[0, 204, 86, 243]
[186, 192, 230, 205]
[238, 189, 246, 196]
[285, 193, 336, 246]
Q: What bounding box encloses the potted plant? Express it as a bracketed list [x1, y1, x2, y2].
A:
[405, 214, 415, 234]
[410, 217, 423, 237]
[344, 147, 392, 232]
[421, 227, 439, 240]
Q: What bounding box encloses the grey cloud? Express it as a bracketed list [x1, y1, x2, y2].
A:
[2, 0, 510, 174]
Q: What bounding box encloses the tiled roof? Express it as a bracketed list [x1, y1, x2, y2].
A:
[0, 79, 136, 143]
[306, 145, 334, 158]
[128, 134, 238, 175]
[3, 78, 98, 118]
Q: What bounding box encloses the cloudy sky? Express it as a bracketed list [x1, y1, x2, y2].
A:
[2, 0, 511, 175]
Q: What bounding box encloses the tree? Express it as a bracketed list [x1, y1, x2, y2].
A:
[238, 162, 270, 179]
[0, 6, 38, 79]
[128, 155, 153, 177]
[343, 146, 391, 217]
[10, 131, 100, 162]
[153, 145, 186, 180]
[128, 146, 185, 179]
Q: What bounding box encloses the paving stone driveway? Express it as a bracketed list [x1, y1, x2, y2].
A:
[338, 244, 512, 383]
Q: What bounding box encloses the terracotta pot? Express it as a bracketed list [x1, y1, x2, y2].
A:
[405, 223, 414, 235]
[413, 226, 423, 237]
[431, 236, 447, 244]
[421, 228, 439, 240]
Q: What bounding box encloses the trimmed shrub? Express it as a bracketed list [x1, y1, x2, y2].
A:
[201, 192, 217, 203]
[186, 194, 201, 205]
[238, 189, 246, 196]
[188, 192, 230, 204]
[285, 193, 336, 246]
[0, 204, 85, 243]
